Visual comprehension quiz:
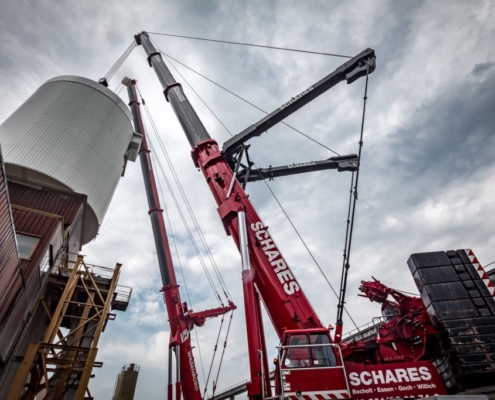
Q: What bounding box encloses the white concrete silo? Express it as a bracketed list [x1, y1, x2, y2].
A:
[0, 76, 141, 244]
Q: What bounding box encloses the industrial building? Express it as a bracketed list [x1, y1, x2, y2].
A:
[0, 76, 141, 399]
[112, 364, 140, 400]
[1, 33, 495, 400]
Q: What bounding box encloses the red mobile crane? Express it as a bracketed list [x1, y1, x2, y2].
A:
[123, 77, 236, 400]
[132, 32, 495, 400]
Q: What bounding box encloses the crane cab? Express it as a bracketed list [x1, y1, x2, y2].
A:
[275, 329, 350, 400]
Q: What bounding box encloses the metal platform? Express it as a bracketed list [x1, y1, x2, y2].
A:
[6, 255, 131, 400]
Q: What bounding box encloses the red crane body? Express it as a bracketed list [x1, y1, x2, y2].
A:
[191, 139, 322, 334]
[125, 79, 235, 400]
[135, 30, 352, 399]
[191, 139, 333, 399]
[134, 32, 458, 400]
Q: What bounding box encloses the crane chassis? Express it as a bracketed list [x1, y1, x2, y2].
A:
[128, 32, 495, 400]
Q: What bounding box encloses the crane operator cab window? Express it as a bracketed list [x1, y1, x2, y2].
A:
[282, 333, 337, 368]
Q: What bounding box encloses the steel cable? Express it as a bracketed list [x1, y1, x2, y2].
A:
[336, 63, 371, 330]
[211, 311, 234, 398]
[202, 313, 226, 399]
[156, 47, 359, 329]
[146, 140, 208, 383]
[157, 49, 341, 156]
[104, 40, 136, 82]
[155, 58, 235, 300]
[152, 152, 210, 381]
[146, 134, 223, 306]
[147, 31, 352, 58]
[140, 109, 197, 306]
[163, 53, 233, 136]
[256, 172, 359, 330]
[336, 172, 355, 326]
[140, 94, 232, 302]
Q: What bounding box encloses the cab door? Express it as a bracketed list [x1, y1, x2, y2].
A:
[278, 332, 350, 400]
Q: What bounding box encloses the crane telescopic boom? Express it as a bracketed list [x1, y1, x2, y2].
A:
[135, 31, 329, 336]
[133, 32, 495, 400]
[135, 31, 377, 400]
[124, 77, 235, 400]
[135, 31, 376, 337]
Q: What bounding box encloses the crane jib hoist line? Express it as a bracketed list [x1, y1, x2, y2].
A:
[132, 31, 448, 400]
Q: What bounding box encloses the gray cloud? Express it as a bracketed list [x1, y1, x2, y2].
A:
[1, 0, 494, 399]
[473, 62, 495, 76]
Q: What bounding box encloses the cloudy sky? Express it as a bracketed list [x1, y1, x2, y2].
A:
[1, 1, 494, 398]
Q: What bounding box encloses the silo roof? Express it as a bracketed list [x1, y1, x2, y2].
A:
[0, 75, 140, 244]
[45, 76, 132, 120]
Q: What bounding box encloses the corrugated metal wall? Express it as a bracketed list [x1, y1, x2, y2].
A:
[8, 182, 82, 227]
[0, 75, 140, 244]
[0, 145, 22, 363]
[0, 161, 81, 363]
[0, 206, 63, 363]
